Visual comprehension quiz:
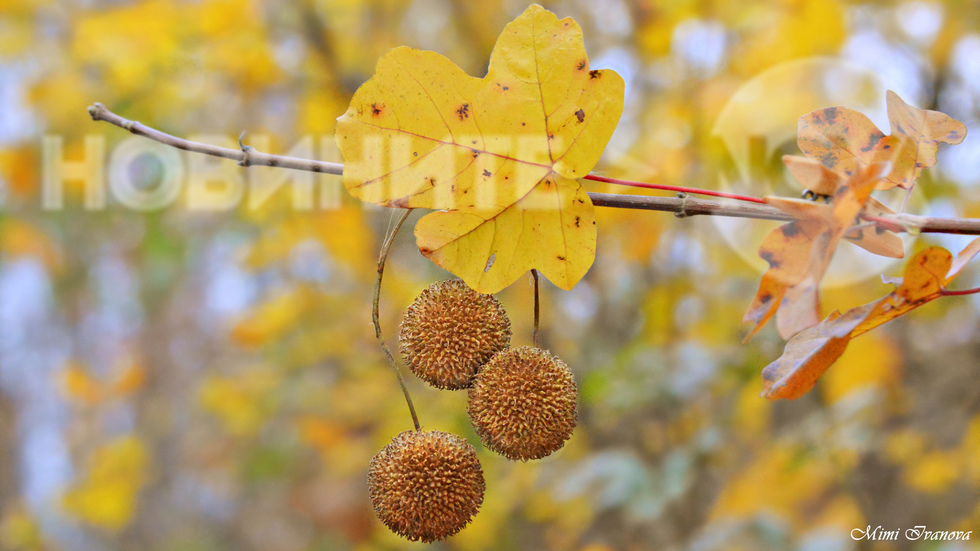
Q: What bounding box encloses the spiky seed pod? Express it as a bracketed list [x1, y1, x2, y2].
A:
[367, 430, 485, 542]
[468, 346, 578, 461]
[399, 279, 511, 390]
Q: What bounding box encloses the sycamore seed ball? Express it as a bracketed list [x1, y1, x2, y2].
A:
[367, 430, 485, 542]
[468, 346, 578, 461]
[399, 279, 511, 390]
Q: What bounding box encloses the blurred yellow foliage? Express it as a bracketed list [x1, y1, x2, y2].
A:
[733, 379, 771, 438]
[731, 0, 846, 74]
[1, 218, 62, 271]
[820, 334, 901, 404]
[883, 429, 928, 465]
[297, 416, 345, 452]
[245, 207, 375, 278]
[72, 0, 279, 95]
[61, 360, 147, 406]
[960, 414, 980, 484]
[198, 370, 280, 436]
[231, 291, 308, 348]
[711, 445, 850, 529]
[0, 505, 44, 551]
[0, 148, 37, 197]
[813, 495, 864, 531]
[62, 436, 149, 532]
[62, 362, 102, 406]
[904, 450, 962, 494]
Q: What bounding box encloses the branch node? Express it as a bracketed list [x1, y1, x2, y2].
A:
[87, 103, 105, 121]
[674, 192, 689, 218]
[238, 131, 254, 167]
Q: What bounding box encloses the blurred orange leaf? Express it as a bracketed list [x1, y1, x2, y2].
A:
[62, 363, 104, 406]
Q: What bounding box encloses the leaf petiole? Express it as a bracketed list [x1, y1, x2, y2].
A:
[583, 174, 767, 204]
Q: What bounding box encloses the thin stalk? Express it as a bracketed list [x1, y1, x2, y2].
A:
[583, 174, 767, 204]
[531, 269, 540, 348]
[940, 286, 980, 297]
[373, 209, 420, 431]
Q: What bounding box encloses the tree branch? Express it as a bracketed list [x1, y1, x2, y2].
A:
[87, 102, 344, 175]
[87, 103, 980, 236]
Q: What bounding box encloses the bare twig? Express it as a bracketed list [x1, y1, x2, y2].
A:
[88, 103, 980, 236]
[373, 209, 421, 432]
[87, 102, 343, 175]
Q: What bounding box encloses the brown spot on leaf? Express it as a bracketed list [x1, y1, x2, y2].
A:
[589, 70, 601, 79]
[482, 169, 491, 177]
[456, 103, 470, 120]
[557, 255, 566, 261]
[576, 60, 586, 71]
[760, 251, 780, 268]
[574, 216, 580, 227]
[371, 103, 384, 116]
[575, 109, 585, 123]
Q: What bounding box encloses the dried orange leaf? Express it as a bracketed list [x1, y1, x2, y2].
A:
[782, 155, 903, 258]
[797, 106, 892, 182]
[797, 91, 965, 191]
[760, 306, 871, 400]
[782, 154, 844, 197]
[745, 163, 888, 340]
[742, 220, 824, 342]
[336, 5, 624, 293]
[882, 90, 967, 189]
[761, 242, 980, 400]
[945, 236, 980, 283]
[850, 247, 952, 337]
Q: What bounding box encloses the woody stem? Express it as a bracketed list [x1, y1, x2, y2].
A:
[374, 209, 421, 432]
[87, 103, 980, 236]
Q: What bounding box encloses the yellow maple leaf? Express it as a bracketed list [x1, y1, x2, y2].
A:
[336, 5, 624, 293]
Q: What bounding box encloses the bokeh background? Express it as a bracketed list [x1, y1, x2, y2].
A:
[2, 1, 980, 550]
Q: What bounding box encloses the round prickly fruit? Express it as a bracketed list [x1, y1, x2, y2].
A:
[468, 346, 578, 461]
[367, 430, 485, 542]
[399, 279, 511, 390]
